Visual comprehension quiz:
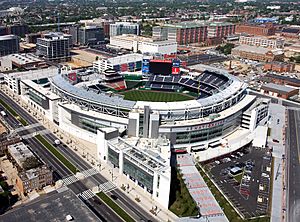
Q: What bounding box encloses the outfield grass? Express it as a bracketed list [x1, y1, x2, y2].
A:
[35, 135, 77, 174]
[97, 192, 135, 222]
[123, 90, 193, 102]
[0, 99, 28, 126]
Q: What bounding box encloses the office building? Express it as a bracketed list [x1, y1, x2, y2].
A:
[78, 26, 104, 45]
[153, 22, 208, 45]
[93, 53, 143, 73]
[36, 32, 70, 61]
[109, 34, 177, 55]
[110, 22, 140, 37]
[236, 23, 276, 36]
[207, 22, 236, 39]
[0, 35, 19, 56]
[239, 36, 284, 49]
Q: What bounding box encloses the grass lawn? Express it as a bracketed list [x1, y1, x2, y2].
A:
[169, 168, 198, 217]
[233, 172, 243, 183]
[0, 99, 28, 126]
[97, 192, 135, 222]
[123, 90, 193, 102]
[35, 134, 77, 174]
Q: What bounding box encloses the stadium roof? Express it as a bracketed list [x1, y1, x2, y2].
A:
[50, 74, 136, 109]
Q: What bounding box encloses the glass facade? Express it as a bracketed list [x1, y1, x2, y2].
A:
[108, 147, 119, 168]
[28, 90, 49, 109]
[77, 117, 106, 134]
[123, 157, 154, 191]
[174, 111, 242, 144]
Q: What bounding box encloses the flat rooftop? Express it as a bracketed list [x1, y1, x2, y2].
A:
[262, 83, 297, 94]
[0, 190, 99, 222]
[21, 79, 60, 101]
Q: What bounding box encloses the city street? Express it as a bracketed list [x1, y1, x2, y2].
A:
[287, 109, 300, 222]
[0, 91, 156, 222]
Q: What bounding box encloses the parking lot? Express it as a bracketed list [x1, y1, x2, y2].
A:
[205, 145, 272, 218]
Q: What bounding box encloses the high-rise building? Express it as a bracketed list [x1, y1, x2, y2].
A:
[78, 26, 104, 45]
[109, 22, 140, 37]
[36, 32, 70, 61]
[0, 35, 19, 56]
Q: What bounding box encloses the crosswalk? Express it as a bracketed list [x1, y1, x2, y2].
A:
[80, 167, 99, 178]
[62, 175, 79, 186]
[98, 181, 117, 193]
[78, 189, 95, 200]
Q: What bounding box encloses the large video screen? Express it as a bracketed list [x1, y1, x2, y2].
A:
[149, 60, 172, 75]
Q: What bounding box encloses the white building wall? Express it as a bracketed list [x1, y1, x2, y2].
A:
[58, 105, 97, 143]
[140, 41, 177, 55]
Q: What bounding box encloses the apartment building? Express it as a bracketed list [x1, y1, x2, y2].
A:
[239, 36, 284, 49]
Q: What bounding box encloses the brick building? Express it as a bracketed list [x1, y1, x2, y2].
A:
[153, 22, 208, 45]
[232, 45, 284, 62]
[236, 23, 276, 36]
[153, 21, 235, 45]
[264, 62, 295, 73]
[280, 27, 300, 39]
[262, 74, 300, 87]
[16, 165, 53, 194]
[261, 83, 299, 99]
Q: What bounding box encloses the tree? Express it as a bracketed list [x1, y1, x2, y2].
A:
[22, 156, 41, 170]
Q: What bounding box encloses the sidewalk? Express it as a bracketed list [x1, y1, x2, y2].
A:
[268, 103, 286, 222]
[9, 89, 178, 222]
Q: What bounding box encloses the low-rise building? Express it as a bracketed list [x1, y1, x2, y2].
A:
[93, 53, 143, 73]
[236, 23, 276, 36]
[261, 74, 300, 87]
[264, 62, 295, 73]
[280, 27, 300, 39]
[16, 165, 53, 194]
[4, 53, 46, 70]
[0, 35, 19, 56]
[97, 128, 171, 209]
[8, 142, 36, 169]
[109, 34, 177, 55]
[232, 45, 284, 62]
[261, 83, 299, 99]
[239, 36, 284, 49]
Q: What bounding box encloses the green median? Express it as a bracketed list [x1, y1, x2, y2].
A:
[96, 192, 135, 222]
[35, 134, 77, 174]
[0, 98, 28, 126]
